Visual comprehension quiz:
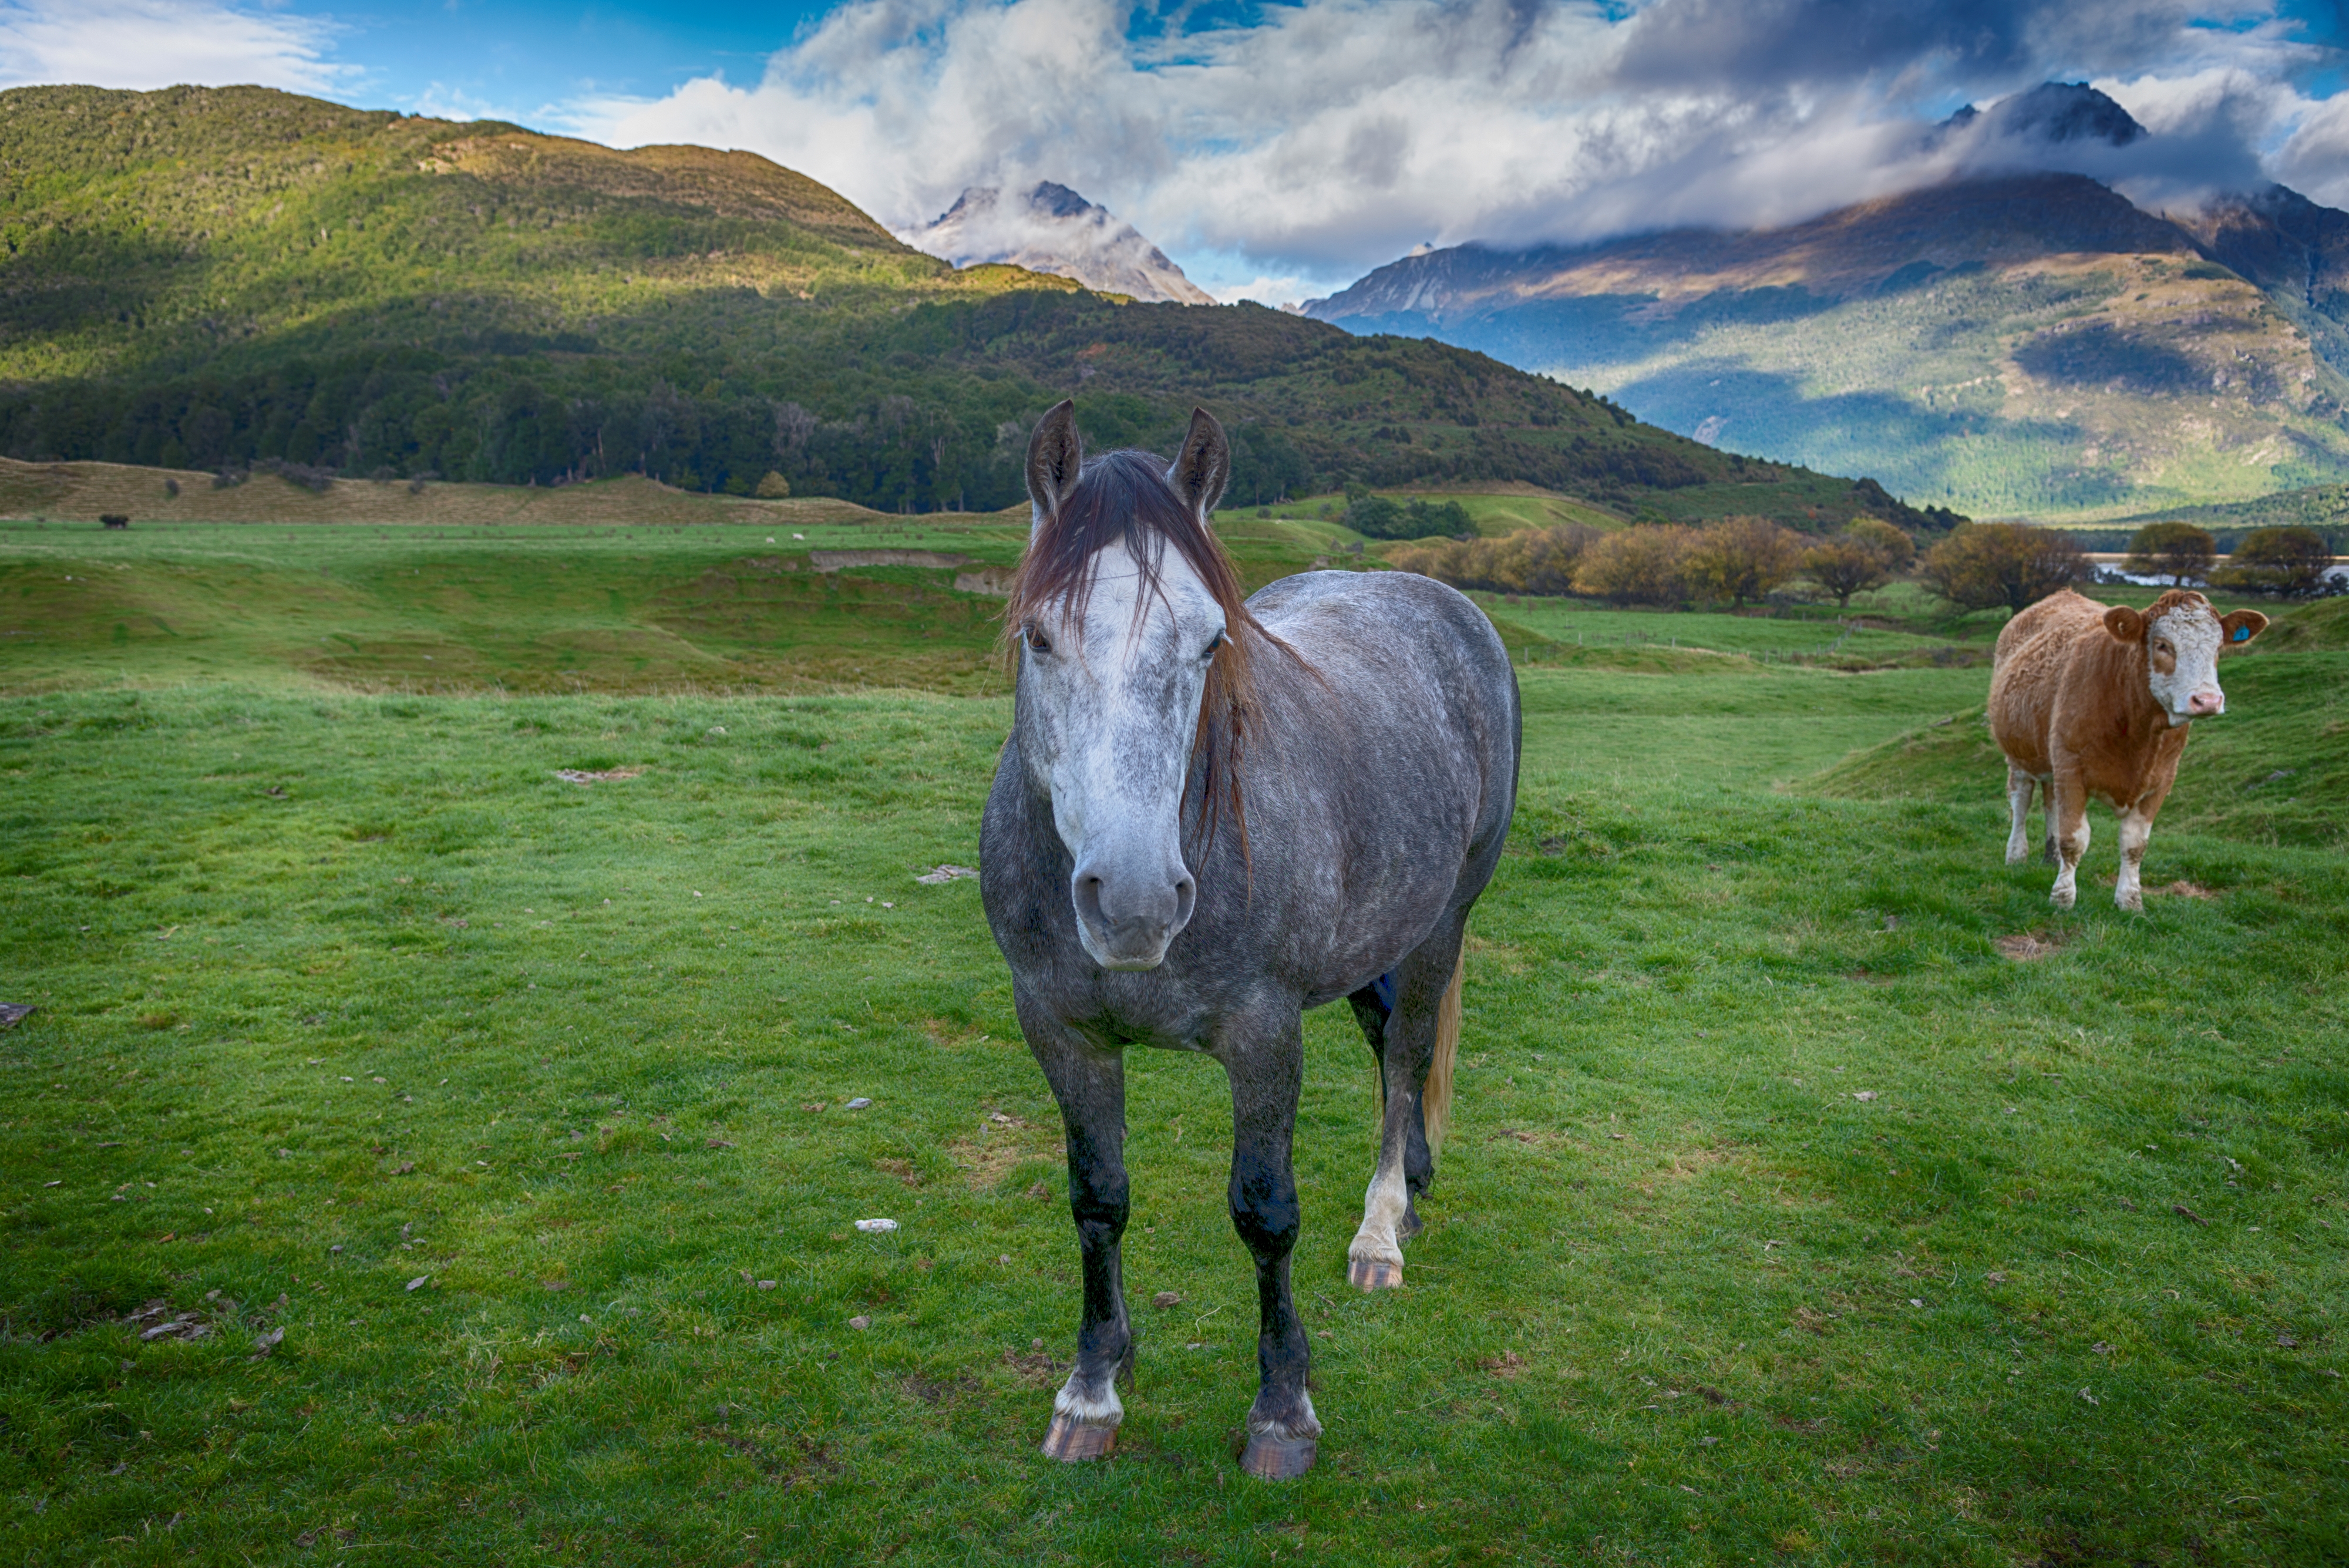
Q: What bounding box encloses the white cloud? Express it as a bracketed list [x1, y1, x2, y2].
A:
[555, 0, 2344, 281]
[0, 0, 351, 94]
[2270, 90, 2349, 208]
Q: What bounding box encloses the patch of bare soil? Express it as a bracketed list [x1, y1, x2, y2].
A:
[945, 1111, 1055, 1191]
[1994, 931, 2065, 961]
[552, 767, 644, 785]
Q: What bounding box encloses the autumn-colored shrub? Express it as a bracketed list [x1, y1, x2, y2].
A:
[1920, 523, 2091, 613]
[1572, 526, 1698, 605]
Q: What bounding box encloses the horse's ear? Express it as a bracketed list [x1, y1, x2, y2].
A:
[1025, 401, 1083, 521]
[1168, 406, 1230, 519]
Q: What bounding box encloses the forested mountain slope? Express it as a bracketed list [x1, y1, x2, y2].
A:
[1310, 170, 2349, 523]
[0, 85, 1943, 527]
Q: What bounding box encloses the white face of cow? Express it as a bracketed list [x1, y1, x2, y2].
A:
[2106, 597, 2268, 726]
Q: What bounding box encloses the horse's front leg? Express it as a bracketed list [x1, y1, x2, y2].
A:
[1224, 1019, 1318, 1479]
[1027, 1015, 1132, 1462]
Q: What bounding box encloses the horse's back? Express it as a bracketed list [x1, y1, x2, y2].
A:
[1250, 570, 1516, 720]
[1246, 569, 1520, 877]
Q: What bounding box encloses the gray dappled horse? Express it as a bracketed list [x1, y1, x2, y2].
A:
[978, 402, 1520, 1479]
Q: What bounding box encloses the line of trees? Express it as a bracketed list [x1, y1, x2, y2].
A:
[2124, 521, 2339, 597]
[1389, 513, 1924, 608]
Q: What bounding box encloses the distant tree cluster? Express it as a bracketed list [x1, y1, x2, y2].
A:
[2125, 521, 2218, 586]
[1344, 487, 1473, 540]
[1920, 522, 2092, 613]
[1389, 512, 1918, 610]
[1386, 525, 1601, 594]
[2211, 526, 2337, 597]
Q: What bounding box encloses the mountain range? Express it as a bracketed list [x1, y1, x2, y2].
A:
[1307, 84, 2349, 524]
[905, 182, 1213, 305]
[0, 84, 1929, 530]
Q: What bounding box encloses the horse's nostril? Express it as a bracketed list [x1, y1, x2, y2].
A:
[1171, 876, 1196, 928]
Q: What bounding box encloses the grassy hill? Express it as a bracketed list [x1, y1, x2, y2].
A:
[1311, 174, 2349, 524]
[0, 85, 1948, 532]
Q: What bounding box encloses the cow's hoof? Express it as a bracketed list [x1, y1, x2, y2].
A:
[1347, 1256, 1401, 1291]
[2050, 889, 2076, 910]
[1240, 1432, 1317, 1480]
[1040, 1413, 1117, 1462]
[2116, 896, 2143, 914]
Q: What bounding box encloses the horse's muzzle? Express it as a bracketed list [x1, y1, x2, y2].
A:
[1071, 857, 1196, 971]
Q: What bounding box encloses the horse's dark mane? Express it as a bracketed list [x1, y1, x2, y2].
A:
[1006, 448, 1297, 857]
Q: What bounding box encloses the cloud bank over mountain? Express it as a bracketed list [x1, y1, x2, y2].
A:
[1, 0, 2341, 302]
[571, 0, 2347, 297]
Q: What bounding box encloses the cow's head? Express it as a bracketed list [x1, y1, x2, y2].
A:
[2104, 591, 2267, 726]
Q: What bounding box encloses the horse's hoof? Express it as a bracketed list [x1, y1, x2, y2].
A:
[1348, 1256, 1401, 1291]
[1239, 1432, 1317, 1480]
[1040, 1413, 1117, 1462]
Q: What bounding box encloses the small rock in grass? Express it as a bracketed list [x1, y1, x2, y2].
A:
[844, 1097, 871, 1110]
[1153, 1291, 1183, 1308]
[405, 1276, 429, 1292]
[854, 1217, 898, 1234]
[915, 865, 980, 884]
[849, 1315, 871, 1330]
[757, 1280, 778, 1291]
[1851, 1091, 1877, 1102]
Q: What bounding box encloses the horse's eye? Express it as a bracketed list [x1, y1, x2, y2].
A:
[1026, 626, 1052, 654]
[1203, 631, 1225, 659]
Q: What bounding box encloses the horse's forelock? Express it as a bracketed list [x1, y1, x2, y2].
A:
[1007, 449, 1283, 859]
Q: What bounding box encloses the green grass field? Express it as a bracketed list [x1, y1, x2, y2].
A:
[4, 520, 2345, 1565]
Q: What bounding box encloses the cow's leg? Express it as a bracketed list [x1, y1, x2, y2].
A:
[2004, 764, 2037, 865]
[1223, 1017, 1318, 1480]
[2040, 775, 2060, 866]
[1021, 1004, 1131, 1462]
[2049, 773, 2090, 910]
[2115, 807, 2154, 912]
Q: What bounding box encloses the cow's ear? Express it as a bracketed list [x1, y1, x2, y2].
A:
[2220, 608, 2269, 647]
[1025, 401, 1083, 522]
[2103, 605, 2145, 642]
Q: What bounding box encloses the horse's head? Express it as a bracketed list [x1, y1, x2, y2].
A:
[1008, 401, 1251, 971]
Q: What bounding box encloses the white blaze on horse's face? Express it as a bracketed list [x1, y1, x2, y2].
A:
[1020, 537, 1224, 971]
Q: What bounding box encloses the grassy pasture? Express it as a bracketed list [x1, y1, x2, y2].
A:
[2, 522, 2346, 1565]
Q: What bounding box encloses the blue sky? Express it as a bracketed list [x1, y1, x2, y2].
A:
[2, 0, 2344, 301]
[307, 0, 837, 123]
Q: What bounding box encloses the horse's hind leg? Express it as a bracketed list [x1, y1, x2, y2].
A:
[1348, 917, 1464, 1292]
[1024, 1011, 1132, 1462]
[1221, 1015, 1318, 1479]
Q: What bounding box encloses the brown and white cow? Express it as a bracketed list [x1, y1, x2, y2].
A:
[1988, 588, 2267, 911]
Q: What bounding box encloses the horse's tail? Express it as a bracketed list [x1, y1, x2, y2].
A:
[1423, 947, 1463, 1157]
